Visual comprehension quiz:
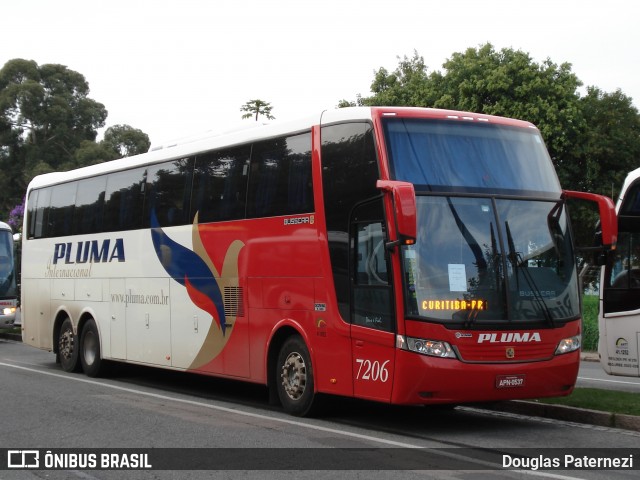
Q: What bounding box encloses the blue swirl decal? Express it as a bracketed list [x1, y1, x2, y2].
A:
[150, 210, 227, 335]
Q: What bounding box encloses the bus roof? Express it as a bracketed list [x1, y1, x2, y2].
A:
[26, 106, 537, 191]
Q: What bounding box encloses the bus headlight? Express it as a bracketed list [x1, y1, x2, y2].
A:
[555, 335, 581, 355]
[397, 335, 457, 359]
[2, 307, 16, 316]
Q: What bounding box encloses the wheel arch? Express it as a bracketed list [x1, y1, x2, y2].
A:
[77, 310, 99, 341]
[266, 321, 315, 405]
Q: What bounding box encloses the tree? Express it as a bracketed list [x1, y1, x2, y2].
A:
[73, 140, 117, 167]
[71, 125, 151, 168]
[357, 45, 585, 187]
[102, 124, 150, 158]
[338, 52, 431, 108]
[569, 87, 640, 197]
[0, 58, 152, 219]
[367, 51, 433, 107]
[0, 59, 108, 211]
[240, 99, 275, 121]
[7, 197, 24, 232]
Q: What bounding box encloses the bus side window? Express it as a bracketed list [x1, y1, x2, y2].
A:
[104, 168, 146, 232]
[27, 188, 50, 239]
[48, 182, 78, 238]
[74, 176, 106, 235]
[192, 146, 250, 223]
[143, 158, 194, 228]
[247, 132, 313, 218]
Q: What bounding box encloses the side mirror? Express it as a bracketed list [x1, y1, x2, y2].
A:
[376, 180, 417, 247]
[563, 190, 618, 249]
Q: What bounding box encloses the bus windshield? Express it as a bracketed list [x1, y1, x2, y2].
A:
[383, 118, 579, 325]
[402, 196, 579, 325]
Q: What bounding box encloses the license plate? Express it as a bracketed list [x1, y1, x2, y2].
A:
[496, 374, 526, 388]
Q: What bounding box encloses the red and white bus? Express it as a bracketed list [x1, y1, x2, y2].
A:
[21, 107, 617, 415]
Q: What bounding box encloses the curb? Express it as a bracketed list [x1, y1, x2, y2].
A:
[0, 332, 21, 342]
[482, 400, 640, 432]
[580, 351, 599, 362]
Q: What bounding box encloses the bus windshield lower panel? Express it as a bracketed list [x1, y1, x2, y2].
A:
[402, 196, 579, 326]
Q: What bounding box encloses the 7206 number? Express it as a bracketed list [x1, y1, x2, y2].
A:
[355, 359, 390, 383]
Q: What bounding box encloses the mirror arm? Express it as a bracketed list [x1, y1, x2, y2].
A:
[385, 239, 401, 252]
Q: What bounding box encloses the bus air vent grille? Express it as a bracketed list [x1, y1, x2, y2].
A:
[224, 286, 245, 317]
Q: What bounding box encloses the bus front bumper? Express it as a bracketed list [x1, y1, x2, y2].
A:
[391, 348, 580, 405]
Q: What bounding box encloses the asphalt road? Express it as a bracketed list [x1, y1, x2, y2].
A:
[1, 338, 639, 480]
[577, 359, 640, 393]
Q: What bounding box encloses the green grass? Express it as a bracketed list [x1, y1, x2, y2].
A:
[581, 295, 599, 352]
[538, 388, 640, 416]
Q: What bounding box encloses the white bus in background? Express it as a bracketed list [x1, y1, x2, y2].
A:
[599, 167, 640, 377]
[0, 221, 18, 329]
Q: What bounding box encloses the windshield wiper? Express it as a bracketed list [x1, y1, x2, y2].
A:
[446, 198, 487, 327]
[505, 221, 555, 327]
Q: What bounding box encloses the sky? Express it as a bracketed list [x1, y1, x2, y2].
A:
[3, 0, 639, 146]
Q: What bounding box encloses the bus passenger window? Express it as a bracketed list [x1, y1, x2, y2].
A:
[28, 188, 51, 239]
[74, 176, 106, 235]
[48, 182, 78, 238]
[144, 158, 193, 227]
[104, 168, 146, 232]
[192, 146, 250, 223]
[247, 132, 313, 218]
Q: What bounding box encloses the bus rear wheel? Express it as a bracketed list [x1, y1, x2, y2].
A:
[276, 335, 316, 416]
[80, 319, 104, 377]
[57, 317, 80, 373]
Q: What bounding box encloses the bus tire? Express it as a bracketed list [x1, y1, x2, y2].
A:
[80, 319, 104, 377]
[276, 335, 316, 416]
[58, 317, 81, 373]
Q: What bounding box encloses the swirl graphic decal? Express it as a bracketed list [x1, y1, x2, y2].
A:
[150, 210, 244, 368]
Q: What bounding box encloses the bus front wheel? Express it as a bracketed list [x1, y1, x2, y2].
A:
[80, 319, 104, 377]
[57, 317, 80, 373]
[276, 335, 316, 416]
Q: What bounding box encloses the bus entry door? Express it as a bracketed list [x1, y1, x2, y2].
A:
[351, 221, 395, 401]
